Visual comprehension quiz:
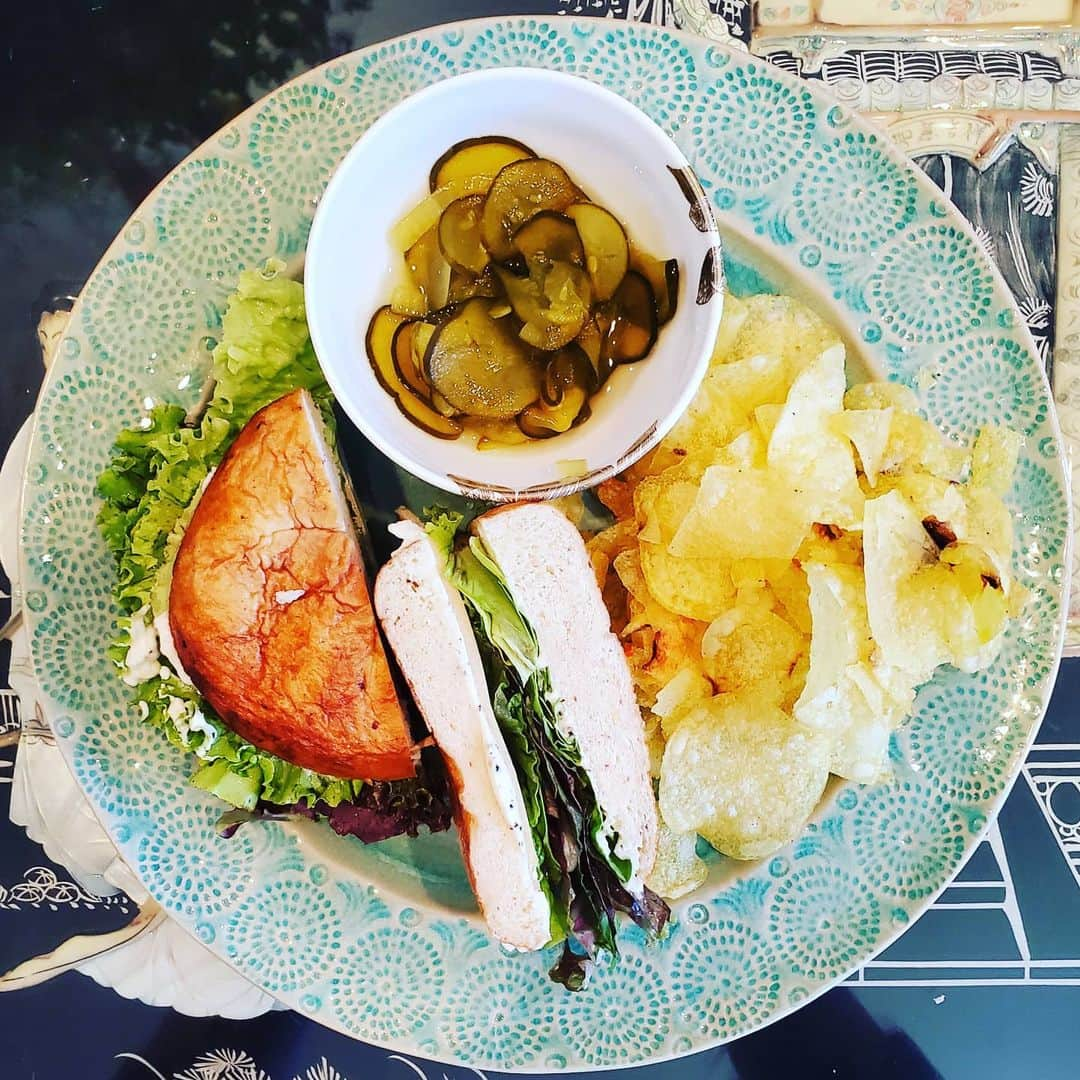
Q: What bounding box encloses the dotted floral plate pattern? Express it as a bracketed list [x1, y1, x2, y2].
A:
[18, 17, 1068, 1071]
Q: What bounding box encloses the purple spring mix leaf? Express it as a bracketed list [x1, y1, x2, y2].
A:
[549, 943, 594, 992]
[217, 757, 453, 844]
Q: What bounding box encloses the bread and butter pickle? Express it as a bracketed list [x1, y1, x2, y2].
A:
[366, 137, 678, 444]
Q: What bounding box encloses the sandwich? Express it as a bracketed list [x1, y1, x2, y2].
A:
[169, 386, 414, 781]
[374, 502, 669, 988]
[97, 262, 450, 840]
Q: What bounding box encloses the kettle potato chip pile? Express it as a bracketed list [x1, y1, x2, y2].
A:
[587, 294, 1024, 898]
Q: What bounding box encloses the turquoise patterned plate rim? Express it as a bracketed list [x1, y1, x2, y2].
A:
[18, 16, 1070, 1071]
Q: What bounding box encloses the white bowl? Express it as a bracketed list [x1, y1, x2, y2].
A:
[306, 67, 723, 501]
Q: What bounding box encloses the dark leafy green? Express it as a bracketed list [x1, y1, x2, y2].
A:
[216, 751, 452, 844]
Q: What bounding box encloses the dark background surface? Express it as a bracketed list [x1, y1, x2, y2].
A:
[2, 3, 1079, 1078]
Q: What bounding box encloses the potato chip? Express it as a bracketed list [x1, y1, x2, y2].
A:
[640, 544, 736, 624]
[795, 524, 864, 569]
[620, 446, 664, 487]
[586, 518, 638, 563]
[863, 490, 943, 682]
[614, 547, 650, 602]
[636, 470, 737, 621]
[711, 292, 750, 362]
[650, 294, 822, 476]
[585, 518, 638, 632]
[592, 287, 1023, 883]
[844, 380, 920, 413]
[643, 711, 665, 779]
[645, 619, 708, 697]
[971, 425, 1021, 496]
[891, 471, 967, 529]
[623, 626, 659, 705]
[877, 428, 1016, 579]
[659, 696, 831, 860]
[767, 343, 864, 529]
[728, 557, 795, 593]
[585, 518, 637, 588]
[794, 562, 911, 783]
[865, 488, 1015, 678]
[654, 665, 714, 739]
[840, 663, 917, 763]
[716, 428, 767, 469]
[732, 294, 841, 378]
[595, 477, 635, 521]
[881, 410, 969, 482]
[767, 559, 813, 635]
[796, 563, 872, 697]
[700, 601, 808, 707]
[754, 402, 784, 443]
[657, 351, 791, 473]
[669, 463, 812, 560]
[865, 471, 970, 562]
[833, 408, 892, 486]
[964, 486, 1015, 576]
[646, 816, 709, 900]
[845, 382, 968, 482]
[901, 544, 1010, 674]
[617, 549, 708, 701]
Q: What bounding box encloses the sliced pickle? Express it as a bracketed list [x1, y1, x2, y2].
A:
[376, 139, 679, 444]
[566, 203, 629, 302]
[576, 317, 605, 378]
[390, 276, 428, 318]
[597, 270, 658, 365]
[429, 136, 536, 193]
[431, 390, 459, 417]
[438, 195, 489, 274]
[405, 228, 452, 312]
[512, 212, 585, 267]
[468, 417, 532, 449]
[421, 302, 464, 326]
[447, 266, 500, 304]
[500, 254, 529, 278]
[495, 261, 592, 351]
[391, 174, 494, 251]
[493, 265, 541, 328]
[518, 388, 588, 437]
[397, 388, 463, 438]
[481, 159, 584, 261]
[424, 298, 543, 418]
[413, 321, 436, 358]
[542, 344, 597, 405]
[365, 306, 462, 438]
[431, 259, 452, 312]
[518, 346, 594, 438]
[392, 320, 436, 399]
[631, 249, 679, 325]
[366, 306, 411, 397]
[519, 389, 589, 438]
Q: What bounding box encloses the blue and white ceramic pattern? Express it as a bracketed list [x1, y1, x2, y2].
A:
[17, 17, 1068, 1071]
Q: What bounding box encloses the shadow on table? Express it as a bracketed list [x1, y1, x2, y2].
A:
[0, 969, 947, 1079]
[726, 988, 944, 1080]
